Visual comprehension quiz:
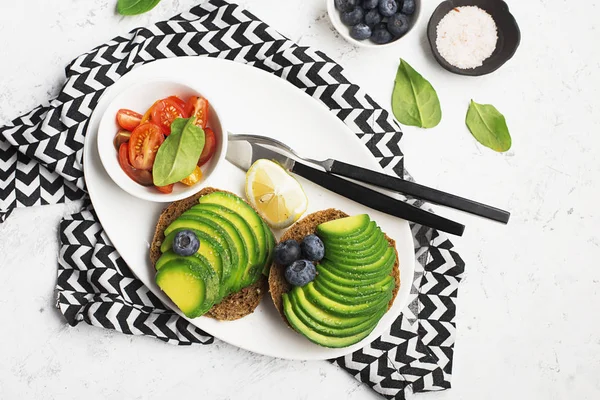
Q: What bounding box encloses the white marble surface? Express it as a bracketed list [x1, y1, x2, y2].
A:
[0, 0, 599, 399]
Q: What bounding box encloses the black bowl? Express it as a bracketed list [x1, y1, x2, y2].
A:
[427, 0, 521, 76]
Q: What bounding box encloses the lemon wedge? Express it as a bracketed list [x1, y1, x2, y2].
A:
[245, 159, 308, 229]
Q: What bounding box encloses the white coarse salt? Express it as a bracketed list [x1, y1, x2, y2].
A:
[435, 6, 498, 69]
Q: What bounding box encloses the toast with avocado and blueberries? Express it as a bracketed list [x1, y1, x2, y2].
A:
[150, 188, 276, 320]
[268, 210, 400, 348]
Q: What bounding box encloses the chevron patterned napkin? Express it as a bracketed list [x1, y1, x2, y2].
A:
[0, 1, 464, 398]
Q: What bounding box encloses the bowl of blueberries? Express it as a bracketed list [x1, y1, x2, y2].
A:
[328, 0, 420, 47]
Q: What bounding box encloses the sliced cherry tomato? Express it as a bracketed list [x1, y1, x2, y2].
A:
[156, 184, 174, 194]
[151, 98, 186, 135]
[128, 123, 164, 170]
[113, 129, 131, 151]
[180, 166, 203, 186]
[140, 101, 158, 124]
[118, 143, 153, 186]
[197, 127, 216, 167]
[167, 96, 187, 113]
[116, 109, 143, 131]
[185, 96, 209, 128]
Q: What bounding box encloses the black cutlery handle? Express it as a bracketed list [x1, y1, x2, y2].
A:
[329, 160, 510, 224]
[292, 162, 465, 236]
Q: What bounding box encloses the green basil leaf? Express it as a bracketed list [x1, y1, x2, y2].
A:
[391, 59, 442, 129]
[117, 0, 161, 16]
[169, 118, 188, 135]
[465, 100, 512, 152]
[152, 118, 205, 186]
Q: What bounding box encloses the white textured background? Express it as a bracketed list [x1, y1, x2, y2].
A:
[0, 0, 599, 399]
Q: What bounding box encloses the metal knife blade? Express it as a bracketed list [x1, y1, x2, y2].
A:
[226, 137, 296, 171]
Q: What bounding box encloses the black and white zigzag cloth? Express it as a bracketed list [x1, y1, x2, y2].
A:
[0, 1, 464, 398]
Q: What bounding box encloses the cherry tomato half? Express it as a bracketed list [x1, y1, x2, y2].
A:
[128, 122, 164, 170]
[156, 184, 174, 194]
[151, 98, 186, 135]
[113, 129, 131, 151]
[118, 143, 153, 186]
[167, 96, 187, 112]
[140, 101, 157, 124]
[181, 166, 203, 186]
[197, 127, 216, 167]
[185, 96, 209, 129]
[116, 109, 143, 131]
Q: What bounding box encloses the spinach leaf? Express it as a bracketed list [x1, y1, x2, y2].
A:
[392, 59, 442, 129]
[117, 0, 161, 16]
[153, 118, 205, 186]
[466, 100, 512, 152]
[169, 118, 188, 135]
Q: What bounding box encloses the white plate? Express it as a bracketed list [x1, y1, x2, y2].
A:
[83, 57, 415, 360]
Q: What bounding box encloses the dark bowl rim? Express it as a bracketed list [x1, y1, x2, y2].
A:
[426, 0, 521, 76]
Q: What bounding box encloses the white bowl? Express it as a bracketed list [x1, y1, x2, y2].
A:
[97, 80, 227, 203]
[327, 0, 421, 48]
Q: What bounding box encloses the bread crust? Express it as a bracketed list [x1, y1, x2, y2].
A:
[268, 209, 400, 323]
[150, 187, 270, 321]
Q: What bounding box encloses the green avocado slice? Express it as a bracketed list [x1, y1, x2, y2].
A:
[316, 214, 371, 240]
[288, 291, 385, 337]
[160, 229, 229, 283]
[325, 233, 388, 260]
[197, 191, 272, 288]
[181, 213, 248, 290]
[197, 191, 266, 260]
[290, 286, 375, 329]
[321, 256, 395, 281]
[317, 263, 393, 287]
[261, 222, 275, 276]
[318, 264, 393, 288]
[155, 256, 219, 317]
[316, 275, 395, 298]
[320, 221, 377, 247]
[323, 225, 382, 252]
[191, 203, 261, 267]
[325, 239, 391, 266]
[326, 247, 396, 274]
[156, 262, 206, 318]
[164, 216, 239, 296]
[283, 293, 377, 348]
[303, 282, 392, 316]
[313, 277, 394, 305]
[181, 210, 249, 292]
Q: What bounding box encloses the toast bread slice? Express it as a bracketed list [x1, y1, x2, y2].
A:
[150, 187, 270, 321]
[268, 209, 400, 322]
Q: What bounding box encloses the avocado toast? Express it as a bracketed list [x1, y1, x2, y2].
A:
[269, 209, 400, 348]
[150, 187, 275, 321]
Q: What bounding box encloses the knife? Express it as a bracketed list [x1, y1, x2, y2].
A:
[226, 140, 466, 236]
[228, 134, 510, 224]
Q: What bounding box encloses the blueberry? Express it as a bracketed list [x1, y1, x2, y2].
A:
[285, 260, 317, 287]
[341, 7, 364, 26]
[364, 8, 382, 26]
[387, 13, 410, 37]
[378, 0, 397, 17]
[274, 239, 301, 266]
[301, 234, 325, 262]
[400, 0, 415, 15]
[371, 23, 393, 44]
[362, 0, 379, 9]
[172, 230, 200, 256]
[335, 0, 357, 12]
[350, 23, 372, 40]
